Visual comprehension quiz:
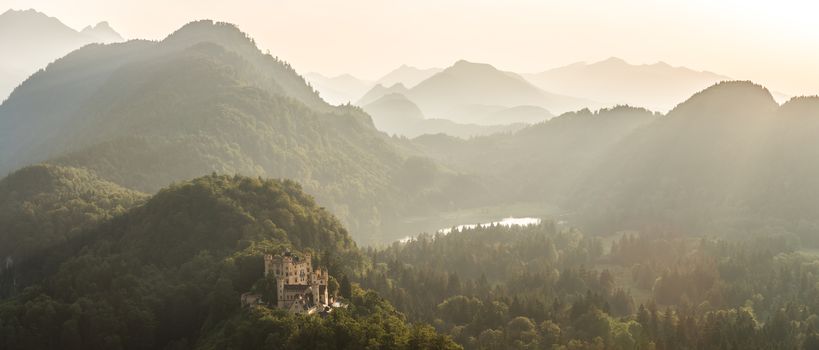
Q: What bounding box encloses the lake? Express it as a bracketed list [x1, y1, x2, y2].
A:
[399, 217, 542, 243]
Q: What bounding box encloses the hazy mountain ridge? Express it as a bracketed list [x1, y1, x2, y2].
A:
[483, 105, 554, 125]
[0, 9, 123, 101]
[357, 82, 409, 106]
[560, 82, 819, 238]
[395, 60, 594, 120]
[304, 65, 441, 107]
[411, 105, 659, 204]
[374, 64, 442, 88]
[354, 60, 591, 137]
[524, 57, 732, 111]
[363, 93, 527, 138]
[304, 72, 373, 105]
[407, 80, 819, 242]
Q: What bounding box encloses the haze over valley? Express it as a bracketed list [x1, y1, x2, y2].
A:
[2, 2, 819, 349]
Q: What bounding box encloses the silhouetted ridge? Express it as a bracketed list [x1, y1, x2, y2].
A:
[357, 82, 409, 105]
[80, 21, 123, 41]
[599, 57, 628, 65]
[779, 96, 819, 117]
[447, 59, 497, 73]
[162, 20, 256, 52]
[669, 81, 778, 118]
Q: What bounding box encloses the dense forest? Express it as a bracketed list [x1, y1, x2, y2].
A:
[0, 164, 146, 293]
[360, 223, 819, 349]
[0, 174, 459, 349]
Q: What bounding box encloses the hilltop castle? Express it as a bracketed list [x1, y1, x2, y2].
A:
[262, 250, 330, 313]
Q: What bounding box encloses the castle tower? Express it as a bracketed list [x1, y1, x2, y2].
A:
[277, 275, 286, 308]
[310, 275, 320, 306]
[264, 254, 274, 276]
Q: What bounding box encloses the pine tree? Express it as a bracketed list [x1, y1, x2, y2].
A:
[340, 274, 352, 299]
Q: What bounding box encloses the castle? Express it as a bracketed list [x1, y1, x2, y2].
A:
[262, 250, 331, 313]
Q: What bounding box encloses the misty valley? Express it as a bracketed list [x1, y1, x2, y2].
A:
[2, 6, 819, 350]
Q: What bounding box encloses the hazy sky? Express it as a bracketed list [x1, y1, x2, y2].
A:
[6, 0, 819, 95]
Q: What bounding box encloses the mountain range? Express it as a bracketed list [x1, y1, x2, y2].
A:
[363, 60, 591, 122]
[355, 60, 586, 137]
[375, 64, 442, 88]
[316, 57, 744, 116]
[312, 57, 749, 138]
[361, 92, 526, 138]
[0, 20, 487, 244]
[4, 14, 819, 246]
[303, 65, 442, 106]
[523, 57, 732, 111]
[0, 9, 123, 101]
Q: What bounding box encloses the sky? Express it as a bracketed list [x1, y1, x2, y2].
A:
[5, 0, 819, 95]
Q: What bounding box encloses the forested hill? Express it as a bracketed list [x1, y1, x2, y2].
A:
[0, 174, 460, 349]
[0, 20, 481, 243]
[0, 164, 146, 268]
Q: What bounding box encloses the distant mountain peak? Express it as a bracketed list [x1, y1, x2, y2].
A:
[449, 59, 495, 71]
[374, 64, 441, 89]
[598, 56, 628, 65]
[80, 21, 123, 42]
[441, 60, 514, 80]
[357, 82, 410, 105]
[82, 21, 115, 32]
